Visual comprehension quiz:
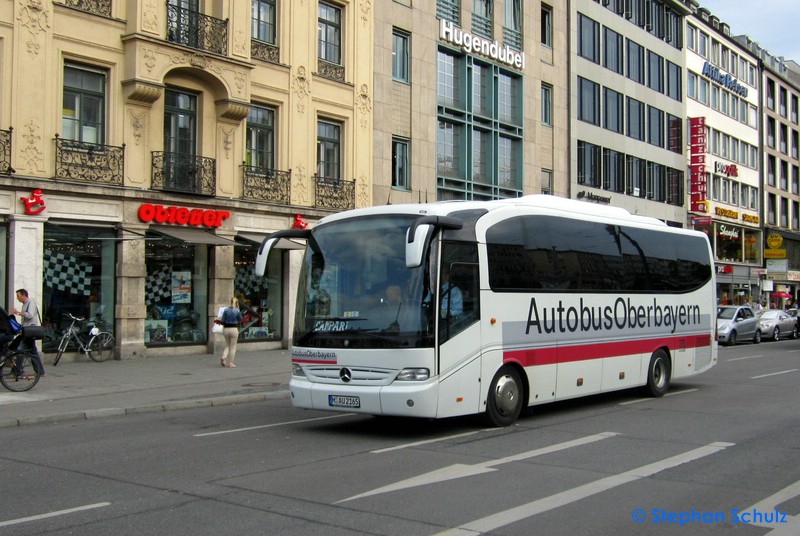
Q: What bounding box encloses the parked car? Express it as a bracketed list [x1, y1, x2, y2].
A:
[717, 305, 761, 346]
[757, 309, 798, 341]
[786, 308, 800, 330]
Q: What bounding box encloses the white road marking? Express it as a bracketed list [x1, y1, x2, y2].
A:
[618, 388, 698, 406]
[751, 369, 799, 379]
[434, 441, 734, 536]
[194, 413, 354, 437]
[742, 479, 800, 534]
[371, 431, 484, 454]
[337, 432, 619, 503]
[0, 502, 110, 528]
[728, 355, 765, 361]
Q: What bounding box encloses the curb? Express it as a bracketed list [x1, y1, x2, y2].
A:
[0, 389, 290, 429]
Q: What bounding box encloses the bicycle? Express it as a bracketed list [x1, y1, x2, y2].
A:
[53, 312, 115, 366]
[0, 334, 41, 391]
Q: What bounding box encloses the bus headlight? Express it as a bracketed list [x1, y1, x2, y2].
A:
[292, 363, 306, 377]
[396, 368, 429, 381]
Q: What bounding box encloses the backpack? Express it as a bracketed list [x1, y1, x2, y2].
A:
[8, 315, 21, 334]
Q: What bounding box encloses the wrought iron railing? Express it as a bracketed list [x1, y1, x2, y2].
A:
[0, 128, 12, 175]
[314, 175, 355, 210]
[241, 165, 291, 204]
[152, 151, 216, 196]
[58, 0, 112, 17]
[251, 39, 279, 64]
[166, 3, 228, 56]
[317, 59, 345, 82]
[55, 136, 125, 185]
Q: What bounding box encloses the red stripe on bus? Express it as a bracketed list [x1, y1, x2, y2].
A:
[503, 334, 712, 367]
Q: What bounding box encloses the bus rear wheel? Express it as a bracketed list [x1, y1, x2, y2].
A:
[644, 349, 670, 398]
[485, 365, 523, 427]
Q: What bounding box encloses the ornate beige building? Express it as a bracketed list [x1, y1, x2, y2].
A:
[0, 0, 373, 359]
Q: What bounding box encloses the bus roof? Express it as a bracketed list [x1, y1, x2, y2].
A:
[317, 195, 667, 229]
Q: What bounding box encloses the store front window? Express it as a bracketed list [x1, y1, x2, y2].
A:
[42, 224, 116, 352]
[234, 239, 282, 341]
[145, 233, 208, 345]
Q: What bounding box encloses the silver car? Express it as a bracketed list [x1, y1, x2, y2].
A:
[717, 305, 761, 346]
[757, 310, 798, 341]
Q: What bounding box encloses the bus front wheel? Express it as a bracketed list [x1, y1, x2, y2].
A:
[644, 349, 671, 398]
[485, 365, 523, 427]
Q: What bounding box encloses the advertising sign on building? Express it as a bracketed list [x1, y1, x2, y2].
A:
[689, 117, 707, 213]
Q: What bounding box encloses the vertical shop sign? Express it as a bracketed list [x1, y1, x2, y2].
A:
[689, 117, 707, 213]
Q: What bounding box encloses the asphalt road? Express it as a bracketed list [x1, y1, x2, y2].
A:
[2, 339, 800, 535]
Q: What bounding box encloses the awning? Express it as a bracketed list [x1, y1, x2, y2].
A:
[771, 291, 793, 299]
[151, 226, 239, 246]
[237, 232, 305, 250]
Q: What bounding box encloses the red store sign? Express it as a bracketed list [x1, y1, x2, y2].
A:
[138, 203, 231, 228]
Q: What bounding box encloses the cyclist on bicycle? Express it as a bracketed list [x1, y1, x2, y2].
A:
[0, 305, 15, 350]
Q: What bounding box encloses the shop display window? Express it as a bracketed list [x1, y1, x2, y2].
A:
[42, 225, 116, 352]
[145, 234, 208, 345]
[234, 240, 282, 341]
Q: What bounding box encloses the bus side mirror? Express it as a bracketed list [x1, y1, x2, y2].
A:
[255, 237, 280, 276]
[406, 224, 433, 268]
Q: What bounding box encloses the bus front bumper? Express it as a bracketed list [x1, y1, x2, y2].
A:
[289, 377, 440, 418]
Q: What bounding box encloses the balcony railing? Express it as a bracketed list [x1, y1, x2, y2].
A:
[471, 14, 492, 39]
[241, 165, 291, 204]
[314, 175, 355, 210]
[55, 136, 125, 185]
[166, 3, 228, 56]
[152, 151, 216, 196]
[251, 39, 279, 64]
[436, 0, 460, 24]
[58, 0, 112, 17]
[0, 128, 12, 175]
[503, 26, 523, 51]
[317, 60, 345, 82]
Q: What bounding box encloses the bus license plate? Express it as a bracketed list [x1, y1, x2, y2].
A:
[329, 395, 360, 408]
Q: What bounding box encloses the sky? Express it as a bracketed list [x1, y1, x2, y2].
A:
[696, 0, 800, 62]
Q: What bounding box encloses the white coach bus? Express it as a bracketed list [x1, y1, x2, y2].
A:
[255, 196, 717, 426]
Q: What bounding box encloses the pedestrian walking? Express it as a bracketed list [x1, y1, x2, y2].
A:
[219, 297, 243, 368]
[10, 288, 45, 376]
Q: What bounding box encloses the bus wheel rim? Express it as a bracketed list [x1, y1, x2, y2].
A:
[494, 374, 519, 415]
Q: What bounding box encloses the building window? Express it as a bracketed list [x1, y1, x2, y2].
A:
[578, 77, 600, 126]
[604, 27, 623, 74]
[252, 0, 276, 44]
[472, 0, 493, 38]
[541, 4, 552, 47]
[392, 137, 410, 189]
[603, 148, 624, 193]
[42, 224, 116, 353]
[233, 240, 282, 342]
[666, 60, 681, 101]
[541, 83, 552, 126]
[627, 97, 645, 141]
[62, 64, 106, 144]
[626, 39, 644, 85]
[604, 88, 623, 134]
[438, 49, 463, 109]
[767, 79, 775, 110]
[578, 13, 599, 63]
[317, 119, 341, 180]
[392, 29, 410, 83]
[626, 155, 645, 197]
[647, 51, 664, 93]
[541, 168, 552, 194]
[437, 48, 523, 200]
[577, 140, 600, 187]
[504, 0, 522, 49]
[667, 114, 682, 153]
[246, 104, 275, 170]
[318, 1, 342, 65]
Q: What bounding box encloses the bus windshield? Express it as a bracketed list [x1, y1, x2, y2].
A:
[293, 215, 434, 349]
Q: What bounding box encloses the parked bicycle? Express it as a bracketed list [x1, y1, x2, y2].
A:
[0, 333, 41, 391]
[53, 312, 115, 366]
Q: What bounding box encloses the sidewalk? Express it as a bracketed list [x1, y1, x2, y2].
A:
[0, 348, 293, 428]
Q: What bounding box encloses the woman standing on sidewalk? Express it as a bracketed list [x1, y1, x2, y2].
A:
[219, 297, 243, 368]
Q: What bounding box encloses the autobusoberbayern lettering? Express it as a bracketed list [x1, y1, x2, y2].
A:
[525, 298, 701, 335]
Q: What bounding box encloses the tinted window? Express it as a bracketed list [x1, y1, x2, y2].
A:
[486, 216, 711, 293]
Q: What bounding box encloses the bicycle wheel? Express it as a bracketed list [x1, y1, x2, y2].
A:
[53, 332, 71, 366]
[87, 332, 114, 362]
[0, 352, 40, 392]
